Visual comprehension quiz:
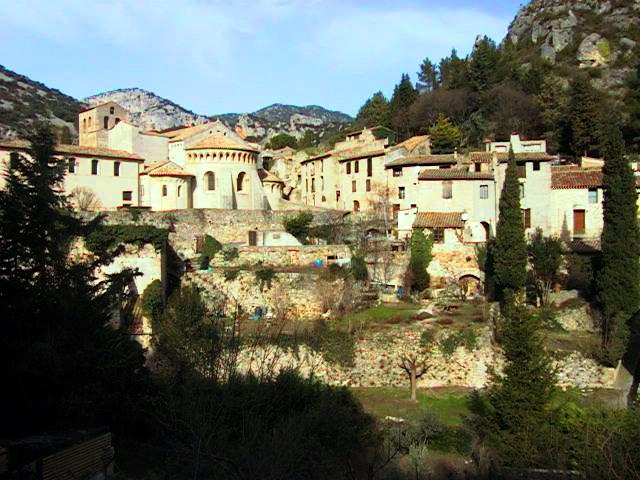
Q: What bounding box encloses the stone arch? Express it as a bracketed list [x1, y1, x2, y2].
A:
[458, 274, 481, 298]
[481, 221, 491, 241]
[353, 200, 360, 212]
[205, 171, 215, 191]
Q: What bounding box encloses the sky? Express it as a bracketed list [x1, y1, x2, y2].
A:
[0, 0, 523, 117]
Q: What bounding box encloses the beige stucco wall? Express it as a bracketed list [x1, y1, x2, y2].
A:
[79, 102, 129, 148]
[0, 150, 140, 210]
[107, 122, 169, 164]
[550, 187, 603, 238]
[142, 175, 191, 211]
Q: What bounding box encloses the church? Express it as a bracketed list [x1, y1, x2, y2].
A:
[0, 101, 282, 211]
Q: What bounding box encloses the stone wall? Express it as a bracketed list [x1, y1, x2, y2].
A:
[430, 243, 482, 285]
[211, 244, 351, 268]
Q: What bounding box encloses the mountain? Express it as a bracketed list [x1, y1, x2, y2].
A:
[85, 89, 353, 144]
[506, 0, 640, 93]
[0, 64, 83, 139]
[85, 88, 209, 132]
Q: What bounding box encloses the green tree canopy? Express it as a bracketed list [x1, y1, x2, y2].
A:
[266, 132, 298, 150]
[468, 36, 499, 93]
[417, 57, 439, 92]
[493, 148, 527, 299]
[354, 91, 391, 130]
[438, 49, 469, 90]
[390, 73, 418, 141]
[428, 114, 461, 154]
[568, 75, 602, 158]
[409, 229, 433, 292]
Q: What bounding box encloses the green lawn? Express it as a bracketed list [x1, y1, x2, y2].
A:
[338, 303, 421, 330]
[352, 386, 471, 426]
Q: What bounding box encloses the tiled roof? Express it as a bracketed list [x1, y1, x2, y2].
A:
[141, 160, 193, 177]
[162, 122, 214, 142]
[569, 238, 601, 253]
[301, 150, 333, 163]
[413, 211, 465, 229]
[258, 169, 284, 183]
[390, 135, 430, 153]
[335, 147, 386, 162]
[0, 139, 144, 161]
[186, 134, 258, 152]
[551, 167, 603, 189]
[418, 168, 493, 180]
[469, 151, 556, 163]
[386, 154, 458, 168]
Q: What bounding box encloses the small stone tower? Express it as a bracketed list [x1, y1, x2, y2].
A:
[79, 101, 129, 147]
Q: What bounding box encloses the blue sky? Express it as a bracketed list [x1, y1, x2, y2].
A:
[0, 0, 523, 116]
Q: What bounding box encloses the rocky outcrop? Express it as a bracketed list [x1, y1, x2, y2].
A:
[507, 0, 640, 92]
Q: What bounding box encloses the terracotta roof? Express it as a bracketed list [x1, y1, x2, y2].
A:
[301, 151, 333, 164]
[386, 154, 458, 168]
[418, 168, 493, 180]
[390, 135, 430, 153]
[163, 123, 214, 142]
[258, 169, 284, 183]
[141, 160, 193, 177]
[0, 139, 144, 161]
[469, 151, 556, 163]
[568, 238, 601, 253]
[335, 147, 385, 162]
[551, 167, 603, 189]
[413, 211, 465, 229]
[186, 134, 258, 152]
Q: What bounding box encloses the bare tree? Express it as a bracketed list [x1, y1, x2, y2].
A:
[70, 186, 100, 211]
[398, 342, 432, 402]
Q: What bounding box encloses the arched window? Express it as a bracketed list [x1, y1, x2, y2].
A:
[82, 118, 87, 132]
[178, 186, 182, 197]
[162, 185, 168, 197]
[115, 117, 121, 125]
[103, 116, 109, 129]
[205, 171, 215, 191]
[237, 172, 246, 192]
[353, 200, 360, 212]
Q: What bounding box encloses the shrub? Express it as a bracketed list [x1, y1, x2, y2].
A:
[317, 327, 355, 367]
[438, 329, 477, 357]
[350, 254, 369, 282]
[199, 255, 210, 271]
[222, 247, 239, 262]
[85, 225, 168, 253]
[409, 230, 433, 292]
[566, 254, 595, 299]
[283, 211, 314, 243]
[255, 265, 277, 290]
[141, 279, 164, 322]
[200, 234, 222, 269]
[224, 268, 240, 281]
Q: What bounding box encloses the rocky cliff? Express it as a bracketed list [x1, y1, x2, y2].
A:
[85, 89, 352, 144]
[0, 64, 82, 139]
[507, 0, 640, 93]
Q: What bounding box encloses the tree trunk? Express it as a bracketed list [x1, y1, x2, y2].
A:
[410, 366, 417, 402]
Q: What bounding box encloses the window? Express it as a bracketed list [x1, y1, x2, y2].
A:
[91, 159, 99, 175]
[573, 209, 586, 235]
[399, 187, 405, 199]
[517, 164, 527, 178]
[353, 200, 360, 211]
[352, 180, 357, 192]
[68, 157, 76, 174]
[110, 106, 115, 114]
[367, 157, 372, 177]
[115, 117, 121, 125]
[519, 183, 525, 199]
[474, 163, 481, 172]
[411, 204, 417, 209]
[480, 184, 489, 199]
[442, 181, 452, 199]
[306, 179, 308, 192]
[140, 185, 144, 199]
[336, 190, 341, 202]
[103, 116, 109, 129]
[321, 195, 326, 202]
[9, 152, 19, 169]
[205, 171, 215, 191]
[346, 163, 351, 174]
[366, 179, 371, 192]
[162, 185, 168, 197]
[431, 228, 445, 244]
[522, 208, 531, 229]
[533, 161, 541, 171]
[311, 178, 315, 192]
[178, 186, 182, 197]
[393, 204, 400, 219]
[82, 118, 87, 132]
[321, 176, 324, 191]
[588, 188, 598, 204]
[393, 167, 402, 177]
[237, 172, 246, 192]
[113, 161, 120, 176]
[122, 191, 133, 202]
[354, 160, 359, 173]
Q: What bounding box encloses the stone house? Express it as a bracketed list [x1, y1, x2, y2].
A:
[0, 139, 144, 210]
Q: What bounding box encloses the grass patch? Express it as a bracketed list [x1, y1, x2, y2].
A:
[338, 303, 420, 330]
[352, 387, 470, 426]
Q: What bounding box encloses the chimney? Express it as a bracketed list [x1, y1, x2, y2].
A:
[454, 148, 462, 168]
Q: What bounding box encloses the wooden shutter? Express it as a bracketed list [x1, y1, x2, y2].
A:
[573, 210, 585, 234]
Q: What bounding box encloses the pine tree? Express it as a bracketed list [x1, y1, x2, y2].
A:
[0, 123, 148, 435]
[390, 73, 418, 141]
[417, 58, 439, 92]
[624, 64, 640, 153]
[596, 124, 640, 365]
[468, 36, 498, 93]
[568, 75, 601, 158]
[354, 91, 391, 130]
[428, 114, 461, 154]
[409, 229, 433, 292]
[470, 297, 556, 468]
[493, 148, 527, 299]
[438, 49, 468, 90]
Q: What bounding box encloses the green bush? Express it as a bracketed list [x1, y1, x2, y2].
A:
[283, 211, 314, 243]
[222, 247, 239, 262]
[85, 225, 168, 253]
[317, 327, 355, 367]
[438, 328, 478, 357]
[199, 255, 210, 271]
[199, 234, 222, 269]
[141, 279, 164, 322]
[224, 268, 240, 281]
[320, 263, 348, 281]
[350, 254, 369, 282]
[255, 265, 276, 290]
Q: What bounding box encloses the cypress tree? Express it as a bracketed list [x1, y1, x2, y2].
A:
[568, 75, 601, 158]
[493, 148, 527, 299]
[468, 36, 498, 93]
[469, 297, 557, 468]
[596, 124, 640, 364]
[409, 229, 433, 292]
